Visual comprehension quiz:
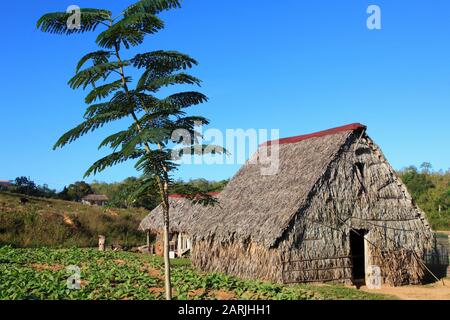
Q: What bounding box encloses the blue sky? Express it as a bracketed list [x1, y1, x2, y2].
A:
[1, 0, 449, 190]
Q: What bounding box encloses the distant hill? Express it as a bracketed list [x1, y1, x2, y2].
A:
[398, 166, 450, 231]
[0, 192, 149, 248]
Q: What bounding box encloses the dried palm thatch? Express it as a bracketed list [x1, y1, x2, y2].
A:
[190, 123, 433, 285]
[139, 195, 210, 234]
[82, 194, 109, 201]
[140, 193, 219, 256]
[139, 192, 221, 234]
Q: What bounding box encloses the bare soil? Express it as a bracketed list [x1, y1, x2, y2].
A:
[209, 289, 236, 300]
[114, 259, 126, 266]
[141, 263, 165, 281]
[188, 288, 207, 298]
[148, 287, 176, 297]
[361, 279, 450, 300]
[30, 263, 65, 271]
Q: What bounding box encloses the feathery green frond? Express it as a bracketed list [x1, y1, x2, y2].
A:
[138, 73, 201, 92]
[85, 79, 128, 104]
[121, 127, 172, 156]
[108, 90, 157, 115]
[84, 102, 112, 119]
[84, 91, 146, 121]
[163, 92, 208, 109]
[84, 150, 145, 177]
[69, 61, 127, 89]
[96, 12, 164, 49]
[168, 116, 210, 145]
[174, 116, 210, 127]
[171, 144, 228, 160]
[135, 149, 177, 178]
[98, 127, 137, 150]
[37, 9, 111, 34]
[132, 177, 159, 201]
[76, 50, 112, 73]
[124, 0, 181, 16]
[138, 108, 185, 128]
[131, 50, 197, 71]
[53, 112, 129, 150]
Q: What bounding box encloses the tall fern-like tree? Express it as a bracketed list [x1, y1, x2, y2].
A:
[37, 0, 223, 300]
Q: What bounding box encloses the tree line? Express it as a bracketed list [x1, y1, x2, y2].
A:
[398, 163, 449, 230]
[2, 162, 448, 229]
[0, 176, 228, 211]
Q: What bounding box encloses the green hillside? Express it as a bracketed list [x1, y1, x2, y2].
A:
[0, 192, 148, 248]
[398, 166, 450, 231]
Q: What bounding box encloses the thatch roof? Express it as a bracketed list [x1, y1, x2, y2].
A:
[191, 123, 367, 247]
[0, 180, 12, 187]
[139, 193, 220, 234]
[82, 194, 109, 201]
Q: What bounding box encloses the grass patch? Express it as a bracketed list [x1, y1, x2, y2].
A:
[296, 284, 392, 300]
[435, 232, 449, 239]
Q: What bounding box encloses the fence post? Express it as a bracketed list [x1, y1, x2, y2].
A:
[98, 235, 106, 252]
[447, 235, 450, 278]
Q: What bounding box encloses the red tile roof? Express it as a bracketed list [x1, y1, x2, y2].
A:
[261, 123, 367, 147]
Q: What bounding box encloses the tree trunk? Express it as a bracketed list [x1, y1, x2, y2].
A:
[112, 34, 174, 300]
[163, 204, 172, 300]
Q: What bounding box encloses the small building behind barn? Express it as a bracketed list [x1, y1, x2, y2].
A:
[189, 123, 434, 286]
[82, 194, 109, 206]
[0, 180, 12, 189]
[139, 193, 219, 258]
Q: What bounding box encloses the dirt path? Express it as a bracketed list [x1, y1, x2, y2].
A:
[361, 279, 450, 300]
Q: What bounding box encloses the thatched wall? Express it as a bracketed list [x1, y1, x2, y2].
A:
[192, 240, 282, 282]
[192, 127, 433, 285]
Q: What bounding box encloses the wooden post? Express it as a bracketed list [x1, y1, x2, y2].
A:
[448, 236, 450, 278]
[177, 233, 182, 257]
[98, 235, 105, 252]
[146, 231, 150, 253]
[364, 233, 370, 285]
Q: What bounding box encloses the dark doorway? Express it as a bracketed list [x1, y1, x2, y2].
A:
[350, 229, 367, 283]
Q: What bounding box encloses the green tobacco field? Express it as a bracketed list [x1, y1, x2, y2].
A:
[0, 247, 389, 300]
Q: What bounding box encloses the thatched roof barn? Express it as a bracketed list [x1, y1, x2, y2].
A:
[81, 194, 109, 206]
[139, 193, 219, 257]
[0, 180, 12, 188]
[190, 123, 433, 286]
[139, 193, 220, 234]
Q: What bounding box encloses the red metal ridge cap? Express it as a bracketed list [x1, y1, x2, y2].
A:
[169, 192, 220, 199]
[260, 123, 367, 147]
